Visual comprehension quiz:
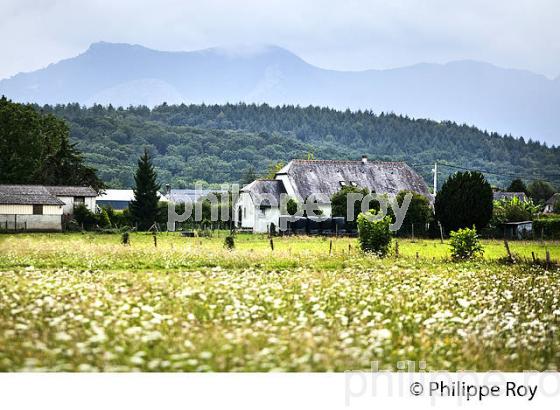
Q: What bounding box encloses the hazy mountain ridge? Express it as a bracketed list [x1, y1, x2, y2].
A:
[1, 41, 559, 145]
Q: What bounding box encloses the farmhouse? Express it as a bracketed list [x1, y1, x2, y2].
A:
[234, 157, 431, 233]
[0, 185, 97, 231]
[544, 193, 560, 213]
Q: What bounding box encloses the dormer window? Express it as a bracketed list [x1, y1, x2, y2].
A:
[350, 181, 358, 187]
[339, 181, 347, 187]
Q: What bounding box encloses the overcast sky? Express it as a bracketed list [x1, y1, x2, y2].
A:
[1, 0, 559, 80]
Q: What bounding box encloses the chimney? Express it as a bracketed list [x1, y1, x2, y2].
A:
[165, 184, 171, 195]
[361, 155, 368, 164]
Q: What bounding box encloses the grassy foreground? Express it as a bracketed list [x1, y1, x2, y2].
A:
[0, 233, 559, 371]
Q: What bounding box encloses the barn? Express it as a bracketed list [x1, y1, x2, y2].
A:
[0, 185, 97, 231]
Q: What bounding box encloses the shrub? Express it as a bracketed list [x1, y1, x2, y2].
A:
[533, 217, 560, 239]
[97, 208, 111, 228]
[224, 235, 235, 250]
[449, 227, 484, 260]
[73, 204, 97, 229]
[396, 190, 433, 225]
[357, 212, 392, 256]
[491, 196, 540, 225]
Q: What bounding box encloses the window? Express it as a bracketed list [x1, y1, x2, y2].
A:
[74, 196, 85, 206]
[350, 181, 358, 187]
[32, 204, 43, 215]
[339, 181, 347, 187]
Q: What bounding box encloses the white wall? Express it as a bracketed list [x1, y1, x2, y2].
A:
[253, 207, 281, 233]
[56, 196, 97, 215]
[234, 193, 255, 229]
[0, 204, 62, 215]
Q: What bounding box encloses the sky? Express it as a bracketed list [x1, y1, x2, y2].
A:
[1, 0, 559, 80]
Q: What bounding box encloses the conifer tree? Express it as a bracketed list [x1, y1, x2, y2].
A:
[130, 149, 161, 231]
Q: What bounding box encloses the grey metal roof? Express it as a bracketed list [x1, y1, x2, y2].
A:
[46, 186, 97, 197]
[166, 188, 227, 204]
[493, 192, 527, 202]
[276, 159, 431, 202]
[242, 180, 287, 205]
[0, 185, 65, 205]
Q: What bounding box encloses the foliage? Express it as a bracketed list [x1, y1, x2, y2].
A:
[224, 235, 235, 250]
[97, 208, 111, 228]
[435, 171, 493, 232]
[491, 196, 540, 225]
[528, 180, 557, 203]
[507, 178, 528, 195]
[129, 149, 161, 231]
[395, 190, 433, 226]
[36, 103, 560, 188]
[264, 161, 285, 179]
[533, 217, 560, 239]
[449, 227, 484, 260]
[286, 198, 299, 216]
[73, 204, 97, 228]
[0, 97, 104, 190]
[331, 186, 370, 228]
[356, 212, 392, 256]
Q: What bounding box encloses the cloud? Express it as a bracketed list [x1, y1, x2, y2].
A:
[0, 0, 559, 80]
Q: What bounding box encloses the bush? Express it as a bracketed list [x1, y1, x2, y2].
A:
[97, 208, 111, 228]
[491, 196, 540, 225]
[449, 227, 484, 260]
[533, 217, 560, 239]
[73, 204, 97, 229]
[224, 235, 235, 250]
[357, 212, 392, 256]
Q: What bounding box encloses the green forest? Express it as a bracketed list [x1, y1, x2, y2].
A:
[36, 102, 560, 189]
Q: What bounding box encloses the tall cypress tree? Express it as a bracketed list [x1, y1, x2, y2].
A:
[130, 149, 160, 231]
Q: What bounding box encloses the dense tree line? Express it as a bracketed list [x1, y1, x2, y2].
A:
[0, 97, 104, 190]
[34, 102, 560, 189]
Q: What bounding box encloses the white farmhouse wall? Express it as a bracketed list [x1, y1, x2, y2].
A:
[0, 204, 33, 215]
[253, 207, 280, 233]
[85, 196, 96, 211]
[56, 196, 96, 215]
[234, 193, 256, 229]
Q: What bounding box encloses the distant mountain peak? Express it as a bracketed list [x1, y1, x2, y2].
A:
[1, 42, 559, 145]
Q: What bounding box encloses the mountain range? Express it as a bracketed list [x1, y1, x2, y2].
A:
[1, 41, 559, 145]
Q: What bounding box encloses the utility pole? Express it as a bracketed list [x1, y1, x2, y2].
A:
[432, 162, 438, 195]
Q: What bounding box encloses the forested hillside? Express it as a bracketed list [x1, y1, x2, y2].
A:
[39, 103, 560, 189]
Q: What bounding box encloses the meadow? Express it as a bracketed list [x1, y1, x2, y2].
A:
[0, 232, 558, 371]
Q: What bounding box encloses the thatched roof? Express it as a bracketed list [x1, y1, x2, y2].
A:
[276, 159, 431, 202]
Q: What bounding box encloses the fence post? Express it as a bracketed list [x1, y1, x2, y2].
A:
[329, 239, 333, 256]
[270, 238, 274, 251]
[438, 221, 444, 244]
[504, 240, 513, 263]
[395, 239, 399, 258]
[411, 223, 415, 242]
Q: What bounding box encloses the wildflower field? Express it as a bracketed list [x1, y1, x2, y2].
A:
[0, 233, 559, 371]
